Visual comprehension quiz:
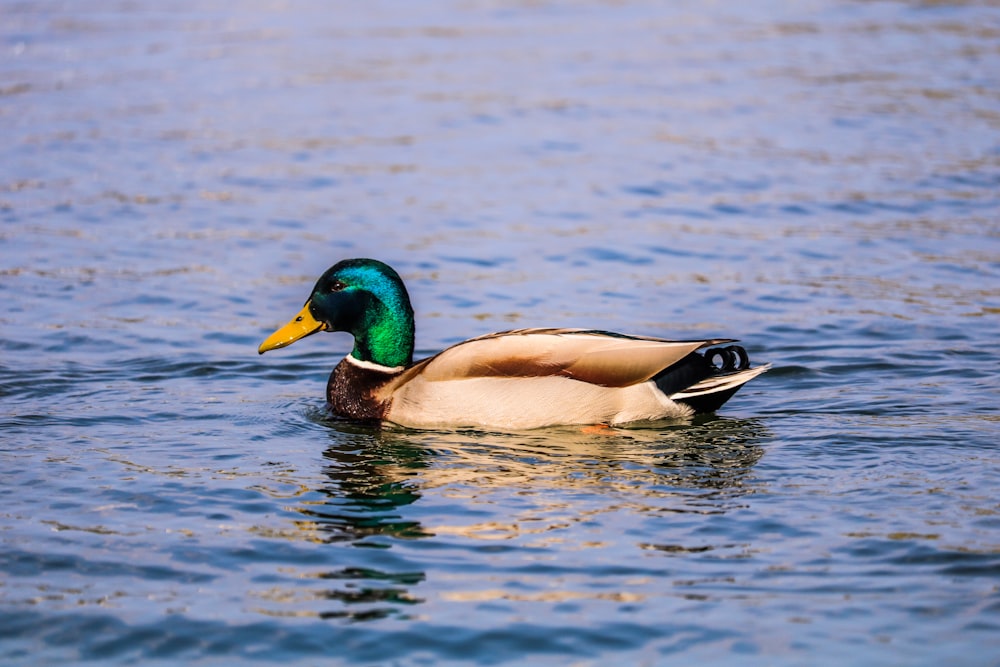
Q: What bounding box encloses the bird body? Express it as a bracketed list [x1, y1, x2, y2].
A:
[259, 259, 768, 430]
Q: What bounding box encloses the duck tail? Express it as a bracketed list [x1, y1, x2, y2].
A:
[653, 344, 769, 414]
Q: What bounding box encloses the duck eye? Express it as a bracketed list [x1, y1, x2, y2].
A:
[330, 280, 346, 292]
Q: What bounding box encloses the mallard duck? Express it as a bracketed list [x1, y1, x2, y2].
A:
[258, 258, 768, 430]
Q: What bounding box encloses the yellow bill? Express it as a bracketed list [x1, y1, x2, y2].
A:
[258, 302, 325, 354]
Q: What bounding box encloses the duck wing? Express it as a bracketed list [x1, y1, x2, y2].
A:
[386, 328, 734, 390]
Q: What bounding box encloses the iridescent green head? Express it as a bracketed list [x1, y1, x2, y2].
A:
[258, 258, 415, 368]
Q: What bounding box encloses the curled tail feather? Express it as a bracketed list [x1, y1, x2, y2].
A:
[653, 345, 769, 414]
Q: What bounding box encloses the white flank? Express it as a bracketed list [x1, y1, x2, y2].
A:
[385, 375, 693, 430]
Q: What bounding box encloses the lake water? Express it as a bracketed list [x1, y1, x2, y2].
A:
[2, 0, 999, 664]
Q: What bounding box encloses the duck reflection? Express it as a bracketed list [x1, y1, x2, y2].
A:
[650, 416, 768, 502]
[309, 567, 426, 621]
[285, 416, 769, 621]
[307, 417, 768, 536]
[295, 420, 433, 544]
[272, 421, 431, 621]
[392, 416, 768, 504]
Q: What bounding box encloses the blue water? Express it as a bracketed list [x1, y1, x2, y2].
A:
[3, 1, 1000, 664]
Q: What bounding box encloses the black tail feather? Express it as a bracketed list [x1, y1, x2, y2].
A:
[674, 385, 744, 414]
[652, 352, 715, 397]
[653, 345, 755, 414]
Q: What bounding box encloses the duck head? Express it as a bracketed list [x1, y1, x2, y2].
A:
[258, 258, 415, 368]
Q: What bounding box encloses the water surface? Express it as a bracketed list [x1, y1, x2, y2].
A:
[2, 1, 999, 664]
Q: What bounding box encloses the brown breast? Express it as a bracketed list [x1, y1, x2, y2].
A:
[326, 357, 396, 420]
